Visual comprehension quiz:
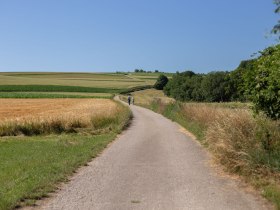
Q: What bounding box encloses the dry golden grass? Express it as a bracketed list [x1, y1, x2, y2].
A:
[180, 103, 280, 174]
[0, 99, 115, 119]
[0, 99, 127, 136]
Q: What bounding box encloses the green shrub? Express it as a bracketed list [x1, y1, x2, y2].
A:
[154, 74, 169, 90]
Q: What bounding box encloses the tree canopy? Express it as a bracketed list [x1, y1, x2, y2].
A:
[246, 45, 280, 119]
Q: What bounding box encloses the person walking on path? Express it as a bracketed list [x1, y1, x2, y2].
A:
[127, 95, 131, 105]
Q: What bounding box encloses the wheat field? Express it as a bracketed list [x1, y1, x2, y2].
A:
[0, 99, 115, 120]
[0, 99, 126, 136]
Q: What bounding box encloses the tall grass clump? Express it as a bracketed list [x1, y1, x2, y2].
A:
[91, 102, 132, 133]
[0, 119, 86, 137]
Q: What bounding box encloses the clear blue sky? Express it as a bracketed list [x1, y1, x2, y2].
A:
[0, 0, 278, 73]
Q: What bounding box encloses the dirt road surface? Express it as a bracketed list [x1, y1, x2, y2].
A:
[35, 103, 269, 210]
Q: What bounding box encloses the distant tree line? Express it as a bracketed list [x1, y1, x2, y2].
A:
[116, 69, 161, 74]
[162, 44, 280, 120]
[134, 69, 161, 73]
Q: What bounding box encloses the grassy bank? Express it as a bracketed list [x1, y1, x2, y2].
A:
[128, 90, 280, 209]
[0, 101, 131, 210]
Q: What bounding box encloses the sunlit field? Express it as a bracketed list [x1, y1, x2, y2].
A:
[0, 98, 128, 136]
[0, 72, 156, 88]
[0, 72, 162, 99]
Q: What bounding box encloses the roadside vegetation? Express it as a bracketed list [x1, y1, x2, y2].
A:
[0, 99, 131, 210]
[127, 89, 280, 209]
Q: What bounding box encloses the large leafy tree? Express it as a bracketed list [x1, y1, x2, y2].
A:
[248, 45, 280, 119]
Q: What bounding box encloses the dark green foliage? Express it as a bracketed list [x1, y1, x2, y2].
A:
[245, 45, 280, 120]
[228, 59, 256, 101]
[154, 74, 169, 90]
[201, 71, 231, 102]
[164, 71, 199, 101]
[164, 71, 235, 102]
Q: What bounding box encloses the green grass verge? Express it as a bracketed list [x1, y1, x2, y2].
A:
[0, 134, 116, 210]
[0, 92, 111, 99]
[262, 185, 280, 209]
[0, 85, 122, 93]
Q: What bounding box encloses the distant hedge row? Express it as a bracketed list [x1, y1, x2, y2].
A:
[0, 85, 121, 93]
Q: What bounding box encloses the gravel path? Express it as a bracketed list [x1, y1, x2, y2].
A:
[33, 103, 269, 210]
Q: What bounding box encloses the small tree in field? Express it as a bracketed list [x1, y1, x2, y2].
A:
[154, 74, 169, 90]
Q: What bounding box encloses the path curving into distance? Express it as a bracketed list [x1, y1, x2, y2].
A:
[35, 101, 270, 210]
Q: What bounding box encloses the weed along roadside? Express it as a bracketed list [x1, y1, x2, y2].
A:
[123, 89, 280, 209]
[0, 99, 132, 210]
